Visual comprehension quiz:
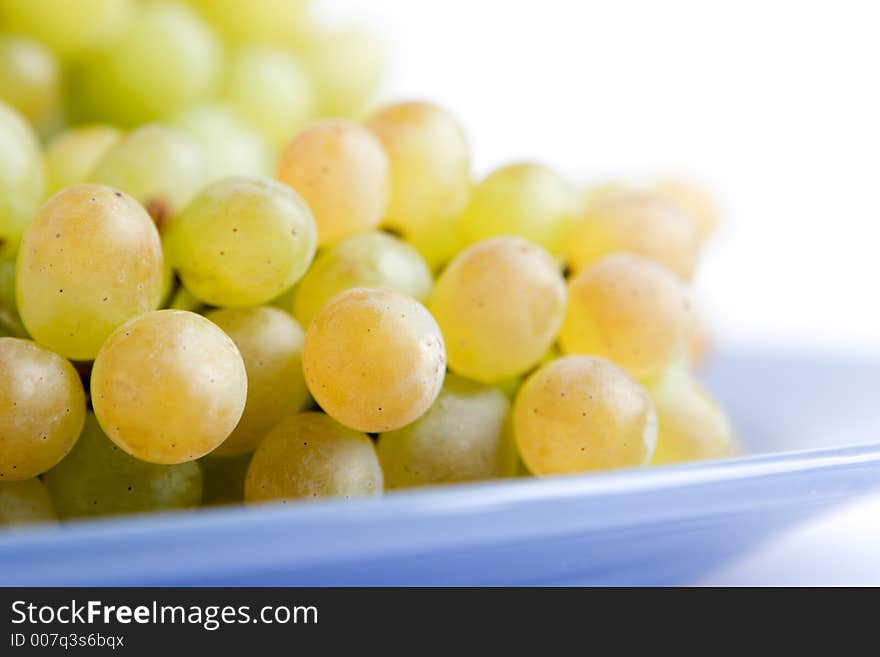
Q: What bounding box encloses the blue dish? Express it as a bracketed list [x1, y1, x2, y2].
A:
[2, 347, 879, 586]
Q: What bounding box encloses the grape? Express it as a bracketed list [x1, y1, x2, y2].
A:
[0, 256, 24, 337]
[0, 102, 45, 258]
[0, 0, 135, 59]
[365, 101, 471, 268]
[88, 125, 209, 227]
[429, 237, 566, 383]
[651, 179, 719, 239]
[0, 338, 86, 480]
[205, 306, 310, 456]
[277, 119, 390, 246]
[303, 28, 384, 119]
[565, 192, 701, 280]
[458, 163, 578, 256]
[45, 125, 122, 195]
[293, 231, 432, 327]
[378, 374, 516, 488]
[0, 479, 57, 527]
[170, 103, 273, 182]
[0, 35, 60, 126]
[16, 184, 165, 361]
[90, 310, 247, 465]
[513, 355, 657, 475]
[559, 253, 694, 381]
[43, 413, 203, 519]
[200, 453, 251, 506]
[72, 2, 220, 125]
[224, 45, 316, 150]
[245, 412, 382, 503]
[165, 177, 317, 307]
[302, 287, 445, 432]
[191, 0, 313, 49]
[648, 366, 733, 465]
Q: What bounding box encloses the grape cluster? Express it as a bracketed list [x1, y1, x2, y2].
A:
[0, 0, 734, 528]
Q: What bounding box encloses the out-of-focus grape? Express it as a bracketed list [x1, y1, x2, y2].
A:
[378, 374, 516, 488]
[293, 231, 432, 327]
[0, 337, 85, 480]
[429, 237, 566, 383]
[43, 413, 203, 519]
[302, 287, 445, 432]
[277, 119, 389, 246]
[651, 179, 719, 239]
[514, 355, 657, 475]
[91, 310, 247, 465]
[0, 102, 45, 258]
[0, 256, 25, 337]
[191, 0, 313, 49]
[45, 125, 122, 195]
[245, 412, 382, 503]
[16, 184, 164, 360]
[0, 35, 60, 126]
[165, 177, 317, 307]
[200, 453, 251, 506]
[0, 478, 57, 527]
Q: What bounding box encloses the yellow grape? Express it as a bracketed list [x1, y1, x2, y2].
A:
[0, 338, 86, 481]
[293, 230, 432, 327]
[277, 119, 390, 246]
[0, 479, 57, 527]
[651, 178, 719, 239]
[245, 412, 382, 503]
[429, 237, 566, 383]
[0, 35, 60, 126]
[0, 102, 45, 258]
[559, 253, 693, 381]
[205, 306, 310, 456]
[45, 125, 122, 195]
[191, 0, 313, 49]
[378, 374, 516, 488]
[165, 176, 317, 307]
[514, 355, 657, 475]
[302, 287, 445, 432]
[91, 310, 247, 465]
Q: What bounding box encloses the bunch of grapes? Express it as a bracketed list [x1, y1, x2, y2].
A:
[0, 0, 733, 528]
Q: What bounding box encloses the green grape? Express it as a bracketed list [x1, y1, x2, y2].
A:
[429, 237, 566, 383]
[72, 2, 220, 125]
[191, 0, 313, 49]
[91, 310, 247, 465]
[648, 366, 733, 465]
[245, 412, 382, 503]
[0, 479, 57, 527]
[88, 125, 209, 228]
[224, 45, 316, 150]
[559, 253, 693, 381]
[566, 192, 701, 280]
[378, 374, 516, 488]
[200, 453, 251, 506]
[458, 163, 578, 256]
[170, 103, 272, 181]
[43, 413, 203, 519]
[365, 101, 471, 268]
[303, 28, 383, 118]
[0, 338, 86, 480]
[277, 119, 390, 246]
[165, 177, 317, 307]
[302, 287, 445, 432]
[0, 0, 135, 59]
[0, 35, 60, 126]
[293, 231, 432, 327]
[0, 101, 45, 258]
[0, 256, 21, 331]
[514, 355, 657, 476]
[651, 178, 720, 240]
[44, 125, 123, 195]
[16, 184, 164, 361]
[205, 306, 310, 456]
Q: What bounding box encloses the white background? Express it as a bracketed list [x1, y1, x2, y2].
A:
[321, 0, 880, 585]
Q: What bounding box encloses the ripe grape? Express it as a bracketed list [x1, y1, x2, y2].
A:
[205, 306, 310, 456]
[0, 256, 25, 337]
[16, 184, 165, 360]
[0, 338, 86, 481]
[378, 374, 516, 488]
[45, 124, 122, 195]
[200, 453, 251, 506]
[0, 479, 57, 527]
[165, 177, 317, 307]
[277, 119, 390, 246]
[191, 0, 313, 49]
[651, 179, 719, 239]
[43, 413, 203, 519]
[302, 287, 445, 432]
[90, 310, 247, 465]
[0, 102, 45, 258]
[514, 355, 657, 475]
[245, 412, 382, 503]
[559, 253, 694, 381]
[0, 35, 60, 126]
[458, 163, 578, 256]
[429, 237, 566, 383]
[293, 230, 432, 327]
